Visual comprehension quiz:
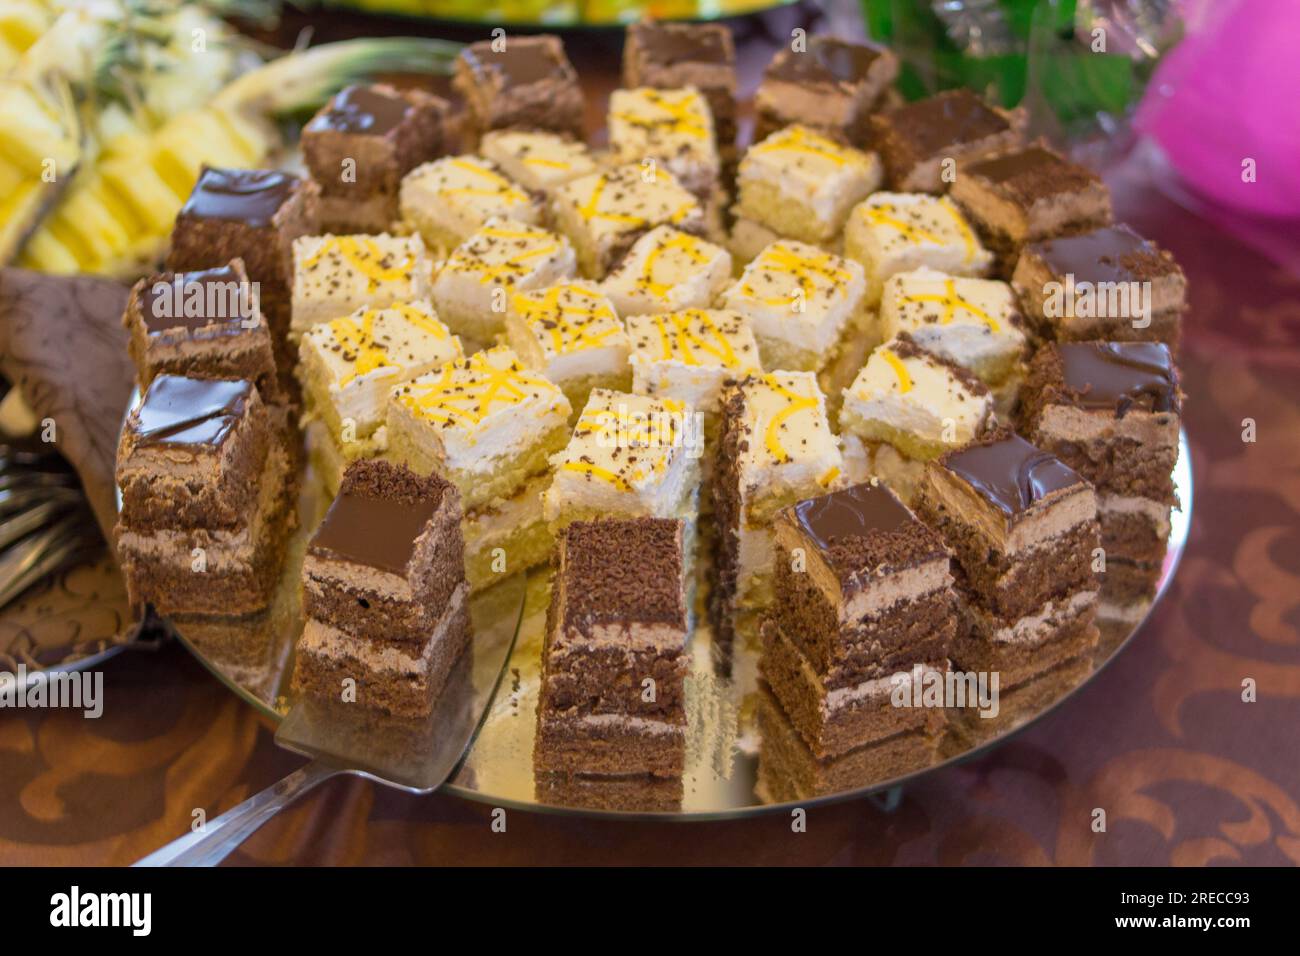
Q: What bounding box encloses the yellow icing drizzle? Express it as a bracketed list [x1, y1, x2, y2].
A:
[448, 224, 560, 286]
[612, 89, 708, 141]
[302, 237, 417, 290]
[879, 347, 913, 393]
[398, 349, 555, 431]
[754, 125, 853, 167]
[740, 243, 853, 308]
[899, 278, 999, 331]
[441, 159, 529, 204]
[651, 310, 746, 368]
[576, 170, 696, 228]
[636, 232, 713, 299]
[761, 373, 819, 464]
[512, 285, 621, 355]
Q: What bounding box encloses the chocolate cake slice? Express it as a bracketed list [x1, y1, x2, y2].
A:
[869, 89, 1023, 193]
[453, 34, 584, 143]
[1018, 341, 1181, 618]
[622, 19, 737, 149]
[914, 428, 1100, 689]
[1011, 224, 1186, 350]
[293, 459, 471, 718]
[123, 258, 280, 401]
[534, 517, 689, 778]
[763, 482, 954, 759]
[303, 83, 449, 233]
[950, 146, 1113, 275]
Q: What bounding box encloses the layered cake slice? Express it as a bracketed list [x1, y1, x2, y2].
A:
[293, 460, 470, 717]
[123, 258, 280, 402]
[534, 517, 690, 778]
[551, 164, 705, 279]
[387, 347, 572, 586]
[478, 130, 598, 197]
[1012, 224, 1187, 350]
[607, 86, 721, 199]
[290, 233, 431, 337]
[914, 429, 1101, 689]
[840, 333, 993, 502]
[869, 88, 1023, 193]
[950, 145, 1112, 274]
[719, 239, 867, 373]
[399, 155, 544, 251]
[114, 375, 296, 616]
[762, 482, 954, 760]
[878, 267, 1027, 386]
[1018, 341, 1181, 620]
[542, 389, 701, 531]
[453, 34, 585, 143]
[735, 124, 882, 245]
[844, 192, 993, 305]
[505, 281, 632, 414]
[625, 309, 761, 423]
[302, 83, 449, 233]
[431, 218, 577, 346]
[622, 19, 737, 150]
[297, 300, 463, 494]
[712, 371, 843, 647]
[600, 225, 731, 317]
[753, 36, 898, 144]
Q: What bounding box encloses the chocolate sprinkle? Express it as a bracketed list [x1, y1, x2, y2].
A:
[560, 518, 687, 635]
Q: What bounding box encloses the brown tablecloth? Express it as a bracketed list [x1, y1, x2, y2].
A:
[2, 11, 1299, 866]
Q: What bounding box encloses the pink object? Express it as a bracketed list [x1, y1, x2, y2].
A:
[1135, 0, 1300, 218]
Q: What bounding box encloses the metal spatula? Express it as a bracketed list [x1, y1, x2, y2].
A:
[134, 573, 525, 867]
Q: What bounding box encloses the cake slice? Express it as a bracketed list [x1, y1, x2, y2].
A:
[753, 36, 898, 144]
[1018, 341, 1181, 619]
[399, 155, 544, 251]
[869, 88, 1023, 193]
[551, 164, 704, 279]
[844, 192, 993, 305]
[453, 34, 584, 143]
[712, 371, 843, 646]
[123, 258, 280, 401]
[914, 429, 1101, 688]
[625, 309, 761, 422]
[719, 239, 867, 373]
[534, 517, 690, 778]
[1011, 224, 1187, 350]
[293, 460, 470, 717]
[431, 217, 576, 346]
[735, 124, 882, 245]
[878, 267, 1027, 385]
[478, 129, 598, 196]
[505, 281, 632, 414]
[600, 225, 731, 317]
[290, 233, 431, 337]
[762, 482, 954, 758]
[607, 86, 721, 199]
[542, 389, 701, 530]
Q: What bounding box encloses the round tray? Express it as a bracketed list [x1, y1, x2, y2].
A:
[134, 409, 1192, 819]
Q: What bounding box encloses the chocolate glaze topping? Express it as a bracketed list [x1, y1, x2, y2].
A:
[180, 168, 300, 227]
[310, 460, 451, 575]
[464, 36, 567, 88]
[135, 375, 251, 449]
[1032, 224, 1175, 283]
[1058, 341, 1178, 416]
[633, 21, 729, 66]
[767, 37, 882, 85]
[944, 430, 1083, 516]
[139, 262, 253, 333]
[308, 85, 411, 136]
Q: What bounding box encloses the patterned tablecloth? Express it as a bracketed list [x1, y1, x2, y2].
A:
[2, 15, 1298, 866]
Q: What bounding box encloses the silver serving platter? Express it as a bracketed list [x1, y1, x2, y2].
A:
[116, 374, 1191, 818]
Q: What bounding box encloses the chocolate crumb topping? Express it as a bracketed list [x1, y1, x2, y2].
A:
[310, 460, 455, 574]
[134, 375, 252, 450]
[560, 518, 686, 636]
[940, 427, 1084, 516]
[766, 36, 884, 86]
[966, 147, 1101, 206]
[886, 89, 1008, 154]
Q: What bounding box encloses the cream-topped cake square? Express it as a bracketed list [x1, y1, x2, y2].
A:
[387, 346, 572, 510]
[735, 124, 882, 244]
[607, 87, 720, 197]
[601, 225, 731, 317]
[542, 389, 701, 528]
[431, 218, 576, 346]
[841, 333, 992, 464]
[626, 309, 761, 418]
[719, 239, 866, 372]
[880, 268, 1026, 384]
[505, 282, 632, 411]
[478, 129, 599, 195]
[551, 164, 704, 279]
[845, 192, 993, 305]
[291, 233, 431, 337]
[399, 155, 543, 251]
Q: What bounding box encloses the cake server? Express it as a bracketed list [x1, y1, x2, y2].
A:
[134, 573, 525, 867]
